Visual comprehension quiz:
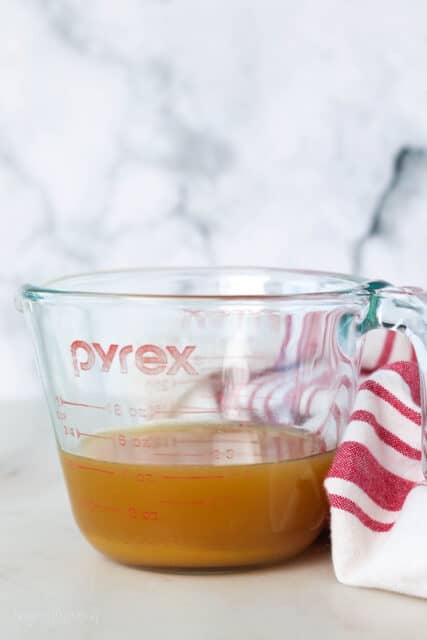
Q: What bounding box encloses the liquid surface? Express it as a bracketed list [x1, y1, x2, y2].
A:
[59, 423, 334, 569]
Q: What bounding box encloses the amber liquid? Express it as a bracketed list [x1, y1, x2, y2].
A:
[59, 423, 334, 569]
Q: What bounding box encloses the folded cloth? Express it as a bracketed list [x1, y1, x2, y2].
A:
[325, 333, 427, 598]
[177, 323, 427, 596]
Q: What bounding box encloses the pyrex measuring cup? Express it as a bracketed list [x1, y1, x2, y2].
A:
[18, 268, 427, 570]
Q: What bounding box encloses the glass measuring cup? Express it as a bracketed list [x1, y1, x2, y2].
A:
[18, 268, 427, 570]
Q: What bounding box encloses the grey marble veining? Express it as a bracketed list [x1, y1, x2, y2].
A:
[355, 147, 427, 282]
[2, 0, 427, 398]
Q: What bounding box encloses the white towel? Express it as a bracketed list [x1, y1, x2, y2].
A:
[325, 337, 427, 598]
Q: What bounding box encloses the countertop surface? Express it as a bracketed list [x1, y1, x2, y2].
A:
[1, 400, 426, 640]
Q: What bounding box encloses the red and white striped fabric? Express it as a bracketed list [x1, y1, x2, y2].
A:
[181, 321, 427, 596]
[360, 328, 417, 374]
[216, 310, 356, 448]
[325, 332, 427, 598]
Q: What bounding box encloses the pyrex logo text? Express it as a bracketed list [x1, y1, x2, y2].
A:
[71, 341, 198, 377]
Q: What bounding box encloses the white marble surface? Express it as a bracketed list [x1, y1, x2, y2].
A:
[2, 1, 427, 398]
[3, 6, 427, 633]
[1, 399, 426, 639]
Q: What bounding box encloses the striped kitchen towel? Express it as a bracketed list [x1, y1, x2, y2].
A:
[325, 337, 427, 598]
[177, 320, 427, 596]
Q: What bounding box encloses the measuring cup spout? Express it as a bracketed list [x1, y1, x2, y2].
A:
[15, 283, 46, 313]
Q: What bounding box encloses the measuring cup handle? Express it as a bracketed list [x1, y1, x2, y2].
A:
[360, 282, 427, 478]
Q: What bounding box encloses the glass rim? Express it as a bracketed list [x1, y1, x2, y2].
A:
[19, 266, 373, 304]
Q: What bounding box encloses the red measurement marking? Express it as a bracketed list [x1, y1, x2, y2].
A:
[174, 439, 214, 445]
[161, 475, 225, 480]
[176, 439, 259, 445]
[217, 439, 259, 444]
[194, 355, 268, 360]
[62, 400, 106, 410]
[78, 431, 113, 440]
[154, 409, 219, 415]
[76, 464, 115, 475]
[159, 499, 206, 505]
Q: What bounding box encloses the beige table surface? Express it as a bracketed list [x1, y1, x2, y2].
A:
[1, 400, 426, 640]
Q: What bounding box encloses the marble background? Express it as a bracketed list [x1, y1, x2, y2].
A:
[2, 0, 427, 399]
